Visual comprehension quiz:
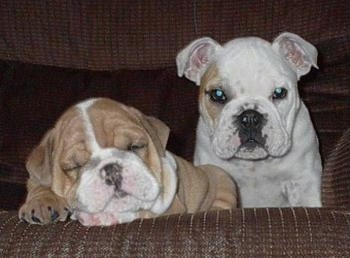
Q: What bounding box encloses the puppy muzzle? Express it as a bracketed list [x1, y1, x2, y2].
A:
[237, 109, 266, 149]
[75, 148, 160, 213]
[212, 98, 290, 160]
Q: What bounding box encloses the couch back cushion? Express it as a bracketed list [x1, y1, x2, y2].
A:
[0, 0, 348, 70]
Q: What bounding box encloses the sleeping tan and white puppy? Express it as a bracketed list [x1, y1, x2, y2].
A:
[19, 98, 237, 226]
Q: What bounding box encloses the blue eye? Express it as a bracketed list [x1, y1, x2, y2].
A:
[272, 87, 287, 100]
[208, 89, 227, 104]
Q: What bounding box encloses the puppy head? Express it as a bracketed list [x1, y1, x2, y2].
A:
[177, 32, 318, 160]
[26, 98, 170, 215]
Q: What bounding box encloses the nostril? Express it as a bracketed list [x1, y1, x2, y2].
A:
[240, 115, 251, 128]
[100, 163, 123, 188]
[238, 110, 262, 129]
[103, 163, 122, 175]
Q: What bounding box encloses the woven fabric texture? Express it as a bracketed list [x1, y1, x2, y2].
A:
[1, 208, 350, 257]
[0, 0, 349, 70]
[322, 128, 350, 207]
[0, 0, 349, 256]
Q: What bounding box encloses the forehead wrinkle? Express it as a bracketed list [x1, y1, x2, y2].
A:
[112, 124, 145, 147]
[220, 41, 295, 81]
[62, 117, 85, 141]
[217, 45, 295, 97]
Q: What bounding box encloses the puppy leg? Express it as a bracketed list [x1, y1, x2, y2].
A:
[19, 179, 70, 225]
[202, 165, 238, 210]
[210, 183, 238, 210]
[282, 179, 321, 207]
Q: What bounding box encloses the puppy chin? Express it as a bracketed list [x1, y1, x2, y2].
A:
[211, 129, 269, 160]
[234, 145, 269, 160]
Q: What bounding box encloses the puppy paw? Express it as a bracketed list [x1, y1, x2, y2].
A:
[19, 194, 71, 225]
[281, 181, 300, 206]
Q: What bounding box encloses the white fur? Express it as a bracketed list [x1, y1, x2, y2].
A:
[72, 99, 165, 225]
[150, 151, 178, 214]
[76, 98, 102, 153]
[75, 150, 179, 226]
[177, 33, 322, 207]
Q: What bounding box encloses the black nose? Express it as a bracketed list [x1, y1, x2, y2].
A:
[238, 110, 263, 129]
[100, 163, 123, 189]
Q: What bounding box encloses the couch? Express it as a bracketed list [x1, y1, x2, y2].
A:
[0, 0, 349, 257]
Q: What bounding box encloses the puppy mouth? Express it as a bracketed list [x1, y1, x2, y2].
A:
[241, 138, 265, 149]
[234, 127, 269, 160]
[234, 142, 269, 160]
[238, 128, 267, 149]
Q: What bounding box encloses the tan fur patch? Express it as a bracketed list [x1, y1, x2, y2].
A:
[199, 65, 224, 125]
[87, 99, 165, 187]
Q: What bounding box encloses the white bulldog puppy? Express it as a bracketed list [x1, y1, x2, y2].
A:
[19, 98, 237, 226]
[176, 32, 322, 207]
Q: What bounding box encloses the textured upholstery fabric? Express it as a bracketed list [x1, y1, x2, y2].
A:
[0, 1, 348, 70]
[1, 208, 350, 257]
[0, 0, 349, 256]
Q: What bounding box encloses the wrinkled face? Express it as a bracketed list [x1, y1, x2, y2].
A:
[50, 99, 162, 215]
[199, 39, 300, 160]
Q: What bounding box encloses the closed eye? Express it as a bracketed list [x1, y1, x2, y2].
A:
[127, 143, 147, 152]
[62, 164, 83, 172]
[61, 159, 85, 173]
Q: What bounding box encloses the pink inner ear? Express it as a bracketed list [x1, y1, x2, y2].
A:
[190, 43, 212, 70]
[281, 39, 307, 68]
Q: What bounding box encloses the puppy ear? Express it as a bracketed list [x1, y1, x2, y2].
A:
[272, 32, 318, 79]
[176, 37, 221, 85]
[127, 106, 170, 156]
[142, 116, 170, 156]
[25, 129, 54, 187]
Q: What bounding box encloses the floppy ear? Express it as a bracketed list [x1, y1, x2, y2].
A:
[272, 32, 318, 79]
[176, 37, 222, 85]
[25, 129, 54, 187]
[141, 116, 170, 157]
[127, 106, 170, 156]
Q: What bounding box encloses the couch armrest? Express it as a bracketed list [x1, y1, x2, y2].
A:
[322, 128, 350, 208]
[1, 208, 349, 257]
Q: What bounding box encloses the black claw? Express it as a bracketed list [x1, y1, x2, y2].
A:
[50, 209, 59, 222]
[20, 213, 28, 223]
[31, 209, 42, 223]
[31, 215, 42, 223]
[64, 207, 72, 218]
[48, 206, 59, 221]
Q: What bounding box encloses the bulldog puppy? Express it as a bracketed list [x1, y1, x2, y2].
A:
[19, 98, 237, 226]
[176, 32, 322, 207]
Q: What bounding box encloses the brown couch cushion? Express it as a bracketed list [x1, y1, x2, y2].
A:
[0, 1, 349, 256]
[322, 128, 350, 207]
[0, 1, 348, 70]
[1, 208, 350, 257]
